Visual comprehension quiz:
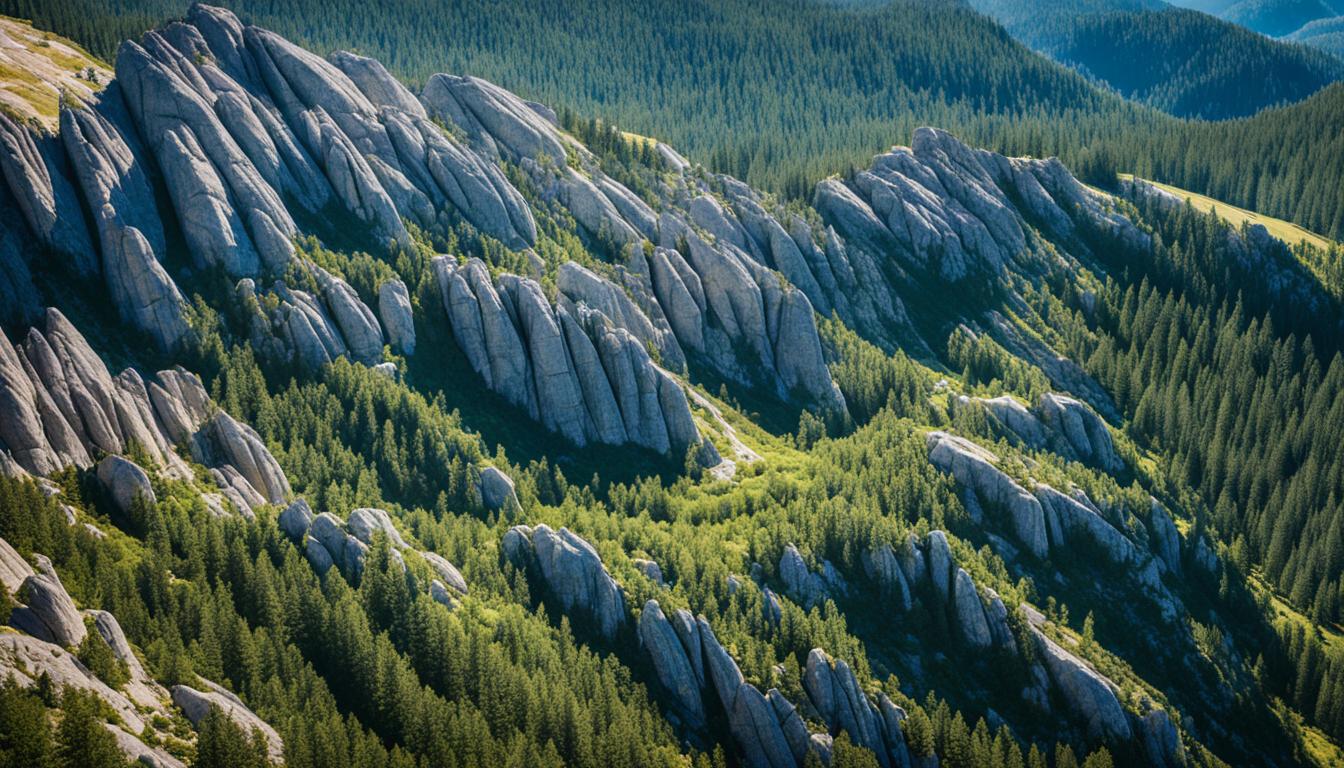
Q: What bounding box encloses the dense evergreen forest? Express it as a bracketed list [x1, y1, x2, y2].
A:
[1170, 0, 1344, 36]
[7, 0, 1344, 240]
[972, 0, 1344, 118]
[2, 3, 1344, 767]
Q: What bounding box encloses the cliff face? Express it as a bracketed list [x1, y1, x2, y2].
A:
[0, 5, 1309, 767]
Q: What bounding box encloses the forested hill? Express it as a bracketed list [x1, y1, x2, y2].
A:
[1170, 0, 1344, 36]
[4, 4, 1344, 767]
[1291, 14, 1344, 56]
[7, 0, 1344, 241]
[970, 0, 1344, 119]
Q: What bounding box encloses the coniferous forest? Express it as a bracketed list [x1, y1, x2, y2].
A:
[0, 2, 1343, 768]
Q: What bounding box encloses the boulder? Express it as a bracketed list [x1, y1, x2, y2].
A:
[530, 525, 626, 639]
[1148, 499, 1182, 577]
[304, 536, 334, 575]
[420, 550, 468, 596]
[278, 498, 314, 541]
[478, 466, 521, 513]
[193, 412, 291, 504]
[311, 265, 385, 365]
[729, 682, 797, 768]
[171, 680, 285, 762]
[11, 556, 86, 647]
[779, 543, 828, 608]
[378, 279, 416, 355]
[861, 544, 912, 612]
[347, 507, 407, 549]
[634, 558, 665, 586]
[803, 648, 892, 767]
[429, 579, 457, 608]
[96, 455, 155, 516]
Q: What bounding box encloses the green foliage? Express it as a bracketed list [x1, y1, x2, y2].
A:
[76, 617, 130, 690]
[13, 0, 1344, 241]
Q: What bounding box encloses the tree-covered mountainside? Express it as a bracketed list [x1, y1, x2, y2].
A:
[1290, 15, 1344, 56]
[1, 5, 1344, 768]
[6, 0, 1344, 242]
[971, 0, 1344, 119]
[1168, 0, 1344, 35]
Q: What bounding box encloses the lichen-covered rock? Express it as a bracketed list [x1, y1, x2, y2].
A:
[926, 432, 1048, 558]
[377, 278, 415, 355]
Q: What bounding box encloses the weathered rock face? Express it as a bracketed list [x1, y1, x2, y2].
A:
[926, 529, 954, 601]
[191, 412, 291, 506]
[802, 648, 909, 768]
[477, 466, 520, 513]
[1029, 623, 1132, 742]
[10, 555, 87, 647]
[557, 262, 684, 372]
[172, 680, 285, 762]
[0, 113, 96, 274]
[779, 543, 832, 609]
[0, 537, 34, 594]
[96, 455, 155, 516]
[1036, 393, 1123, 473]
[433, 256, 712, 460]
[817, 127, 1144, 286]
[861, 544, 913, 612]
[61, 107, 189, 351]
[270, 496, 308, 536]
[1035, 485, 1176, 621]
[378, 278, 416, 355]
[926, 431, 1048, 558]
[116, 37, 298, 276]
[953, 568, 992, 649]
[507, 524, 626, 639]
[421, 550, 468, 596]
[639, 599, 706, 728]
[1148, 499, 1182, 577]
[348, 507, 408, 549]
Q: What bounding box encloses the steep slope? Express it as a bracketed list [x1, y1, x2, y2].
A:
[972, 0, 1344, 118]
[0, 6, 1342, 768]
[1289, 14, 1344, 56]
